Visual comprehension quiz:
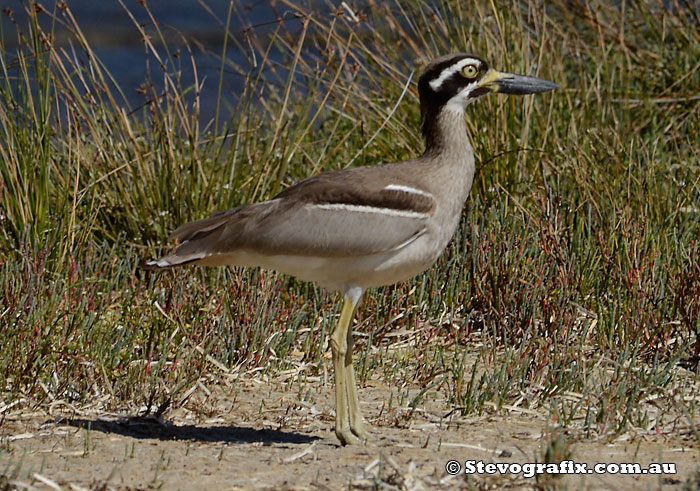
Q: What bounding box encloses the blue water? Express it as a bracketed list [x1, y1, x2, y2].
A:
[0, 0, 310, 120]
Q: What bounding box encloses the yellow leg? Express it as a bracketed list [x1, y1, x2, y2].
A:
[345, 326, 371, 441]
[329, 293, 371, 445]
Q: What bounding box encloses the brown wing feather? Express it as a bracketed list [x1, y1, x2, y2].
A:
[170, 209, 236, 242]
[147, 162, 436, 267]
[274, 166, 435, 214]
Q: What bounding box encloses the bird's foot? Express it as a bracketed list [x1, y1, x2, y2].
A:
[351, 422, 373, 444]
[336, 424, 374, 446]
[336, 427, 364, 446]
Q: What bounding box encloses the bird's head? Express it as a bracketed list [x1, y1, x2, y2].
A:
[418, 53, 559, 116]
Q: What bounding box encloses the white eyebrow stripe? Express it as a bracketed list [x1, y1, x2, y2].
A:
[312, 203, 430, 219]
[429, 58, 480, 91]
[383, 184, 434, 199]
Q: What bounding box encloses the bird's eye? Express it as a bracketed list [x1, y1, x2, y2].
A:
[462, 64, 479, 79]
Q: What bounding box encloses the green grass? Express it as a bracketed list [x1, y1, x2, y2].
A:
[0, 0, 698, 447]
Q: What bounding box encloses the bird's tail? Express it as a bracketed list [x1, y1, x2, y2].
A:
[140, 253, 203, 270]
[141, 210, 235, 270]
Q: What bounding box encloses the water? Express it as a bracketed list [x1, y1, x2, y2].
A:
[0, 0, 309, 120]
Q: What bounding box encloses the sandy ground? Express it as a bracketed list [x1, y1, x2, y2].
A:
[2, 376, 697, 490]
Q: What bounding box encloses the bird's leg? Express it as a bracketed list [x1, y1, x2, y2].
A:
[329, 294, 364, 445]
[345, 326, 372, 442]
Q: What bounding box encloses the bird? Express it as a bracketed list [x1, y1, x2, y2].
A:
[144, 53, 559, 446]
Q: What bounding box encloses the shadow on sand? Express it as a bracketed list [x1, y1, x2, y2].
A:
[60, 416, 320, 445]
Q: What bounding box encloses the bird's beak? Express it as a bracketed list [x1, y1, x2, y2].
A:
[477, 68, 560, 95]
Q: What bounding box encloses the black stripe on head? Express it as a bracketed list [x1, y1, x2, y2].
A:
[417, 53, 490, 111]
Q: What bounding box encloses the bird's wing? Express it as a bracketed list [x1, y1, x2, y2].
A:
[161, 167, 437, 263]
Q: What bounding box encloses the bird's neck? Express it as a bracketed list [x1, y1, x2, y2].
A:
[421, 106, 473, 160]
[418, 105, 476, 245]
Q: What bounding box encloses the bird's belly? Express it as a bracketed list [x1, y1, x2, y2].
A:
[212, 230, 450, 292]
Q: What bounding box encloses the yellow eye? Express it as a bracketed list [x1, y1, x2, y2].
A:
[462, 64, 479, 79]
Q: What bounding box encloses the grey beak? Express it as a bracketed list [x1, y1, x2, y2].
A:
[493, 72, 560, 95]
